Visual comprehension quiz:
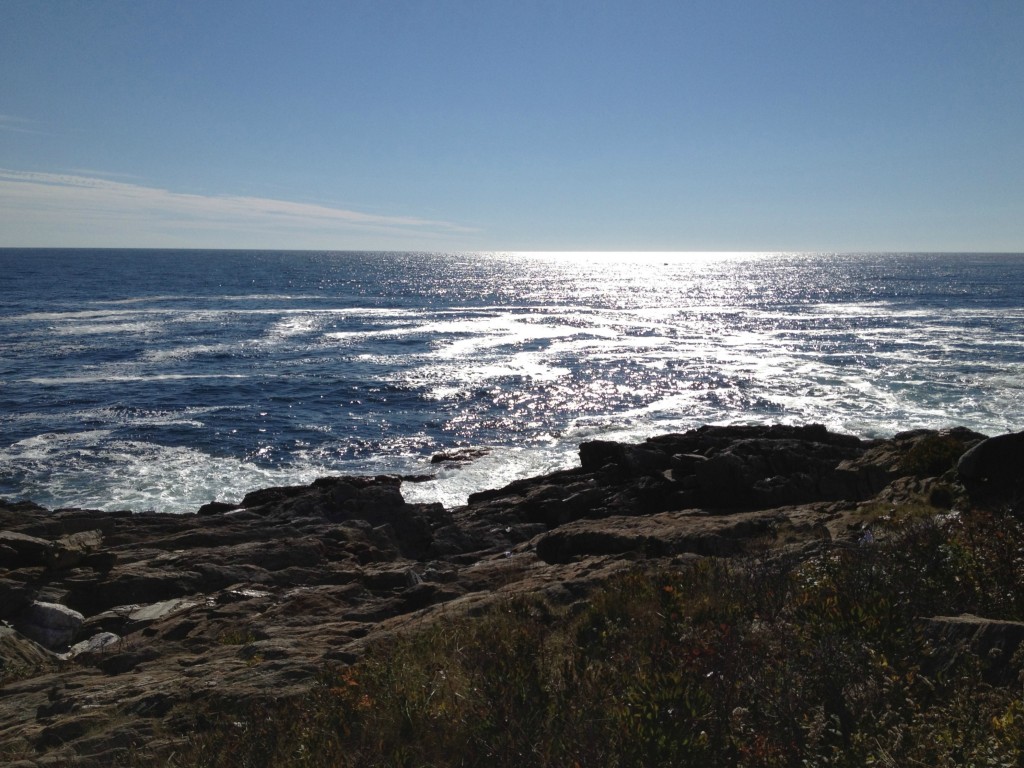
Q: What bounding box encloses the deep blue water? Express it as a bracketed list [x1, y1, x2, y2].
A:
[1, 249, 1022, 512]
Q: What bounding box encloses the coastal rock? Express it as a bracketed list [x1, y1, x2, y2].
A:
[957, 430, 1024, 503]
[61, 632, 121, 661]
[534, 508, 786, 563]
[0, 530, 55, 569]
[0, 578, 34, 619]
[0, 528, 109, 573]
[15, 601, 85, 650]
[431, 446, 491, 464]
[237, 475, 446, 559]
[0, 625, 56, 677]
[0, 425, 1008, 766]
[461, 424, 871, 535]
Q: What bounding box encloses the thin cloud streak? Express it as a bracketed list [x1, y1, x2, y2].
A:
[0, 169, 476, 248]
[0, 115, 52, 136]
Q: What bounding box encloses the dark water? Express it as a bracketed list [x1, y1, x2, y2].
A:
[1, 249, 1022, 512]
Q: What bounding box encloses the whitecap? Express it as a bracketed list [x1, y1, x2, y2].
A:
[25, 373, 248, 385]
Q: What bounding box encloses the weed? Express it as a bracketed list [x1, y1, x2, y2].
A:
[216, 628, 258, 646]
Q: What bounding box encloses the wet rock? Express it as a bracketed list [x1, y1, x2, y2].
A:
[431, 446, 490, 464]
[196, 501, 241, 516]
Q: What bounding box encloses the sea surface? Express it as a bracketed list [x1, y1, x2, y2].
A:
[1, 250, 1022, 513]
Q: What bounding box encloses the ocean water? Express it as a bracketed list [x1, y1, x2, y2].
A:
[1, 249, 1022, 513]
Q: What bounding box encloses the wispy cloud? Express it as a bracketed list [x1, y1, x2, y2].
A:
[0, 168, 476, 248]
[0, 115, 51, 136]
[63, 168, 144, 180]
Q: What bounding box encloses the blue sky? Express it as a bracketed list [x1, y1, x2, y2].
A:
[2, 1, 1022, 251]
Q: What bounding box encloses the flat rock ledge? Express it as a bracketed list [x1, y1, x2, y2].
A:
[1, 423, 1020, 765]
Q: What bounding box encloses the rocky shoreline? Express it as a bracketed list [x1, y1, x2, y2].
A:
[2, 423, 1022, 766]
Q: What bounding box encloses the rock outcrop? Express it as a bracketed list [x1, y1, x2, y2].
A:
[956, 429, 1024, 504]
[0, 423, 1013, 765]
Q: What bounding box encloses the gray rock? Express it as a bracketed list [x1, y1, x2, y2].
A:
[61, 631, 121, 660]
[16, 601, 85, 650]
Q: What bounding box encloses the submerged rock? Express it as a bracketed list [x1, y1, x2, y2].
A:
[431, 446, 491, 464]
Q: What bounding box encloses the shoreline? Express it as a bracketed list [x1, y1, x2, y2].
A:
[2, 423, 1022, 765]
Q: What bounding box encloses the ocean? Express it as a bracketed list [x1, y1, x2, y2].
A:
[1, 250, 1022, 513]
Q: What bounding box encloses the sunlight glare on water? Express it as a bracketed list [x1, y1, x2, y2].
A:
[1, 250, 1022, 512]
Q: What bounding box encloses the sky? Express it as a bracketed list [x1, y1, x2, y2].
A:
[1, 1, 1022, 252]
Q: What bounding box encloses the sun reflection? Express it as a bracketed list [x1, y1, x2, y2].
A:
[501, 251, 770, 263]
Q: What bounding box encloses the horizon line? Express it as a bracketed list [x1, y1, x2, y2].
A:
[2, 247, 1023, 255]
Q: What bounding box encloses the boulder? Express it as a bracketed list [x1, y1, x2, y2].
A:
[957, 430, 1024, 503]
[692, 437, 865, 509]
[49, 529, 104, 570]
[61, 631, 121, 661]
[0, 530, 54, 569]
[578, 440, 670, 476]
[15, 600, 85, 650]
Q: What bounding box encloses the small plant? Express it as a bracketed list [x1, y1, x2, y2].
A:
[216, 628, 258, 646]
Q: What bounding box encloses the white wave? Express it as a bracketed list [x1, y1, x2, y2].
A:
[414, 356, 571, 396]
[25, 373, 248, 385]
[323, 330, 388, 343]
[400, 444, 576, 510]
[0, 405, 225, 429]
[2, 309, 165, 323]
[1, 437, 316, 513]
[50, 321, 160, 336]
[265, 313, 328, 339]
[7, 430, 114, 452]
[88, 295, 189, 306]
[141, 343, 241, 362]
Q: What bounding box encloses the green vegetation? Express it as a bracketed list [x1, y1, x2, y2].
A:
[169, 506, 1024, 767]
[216, 627, 260, 646]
